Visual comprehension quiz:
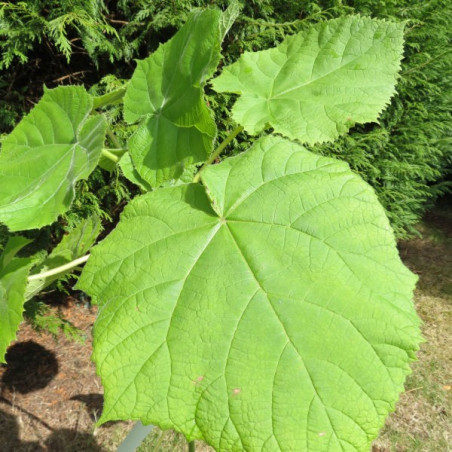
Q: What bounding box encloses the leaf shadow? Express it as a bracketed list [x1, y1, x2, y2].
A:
[1, 341, 58, 394]
[0, 407, 106, 452]
[70, 393, 103, 421]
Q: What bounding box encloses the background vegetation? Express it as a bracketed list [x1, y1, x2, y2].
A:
[1, 0, 450, 240]
[0, 2, 450, 450]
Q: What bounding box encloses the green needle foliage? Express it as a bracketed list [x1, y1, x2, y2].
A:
[0, 0, 450, 236]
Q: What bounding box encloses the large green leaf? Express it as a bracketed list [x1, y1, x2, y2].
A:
[123, 8, 223, 187]
[211, 16, 404, 145]
[0, 86, 107, 231]
[25, 215, 101, 300]
[78, 135, 421, 451]
[0, 237, 34, 362]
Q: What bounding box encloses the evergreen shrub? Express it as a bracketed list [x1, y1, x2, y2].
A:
[0, 0, 450, 238]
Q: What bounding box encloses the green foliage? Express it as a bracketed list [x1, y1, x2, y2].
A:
[25, 215, 101, 300]
[123, 9, 223, 186]
[0, 3, 439, 449]
[0, 237, 34, 362]
[23, 299, 85, 342]
[212, 16, 404, 144]
[79, 134, 420, 450]
[0, 0, 450, 235]
[0, 85, 107, 231]
[0, 0, 116, 68]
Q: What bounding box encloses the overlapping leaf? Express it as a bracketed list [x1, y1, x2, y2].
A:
[123, 8, 224, 187]
[78, 135, 421, 451]
[0, 86, 107, 231]
[0, 237, 34, 362]
[212, 16, 405, 145]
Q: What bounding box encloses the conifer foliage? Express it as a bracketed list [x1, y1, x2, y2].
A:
[0, 0, 450, 236]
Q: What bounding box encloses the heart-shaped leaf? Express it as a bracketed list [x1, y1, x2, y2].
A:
[211, 16, 404, 145]
[78, 136, 421, 451]
[123, 8, 224, 187]
[0, 86, 107, 231]
[0, 237, 34, 362]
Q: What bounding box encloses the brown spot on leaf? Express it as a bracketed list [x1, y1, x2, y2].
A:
[193, 376, 204, 385]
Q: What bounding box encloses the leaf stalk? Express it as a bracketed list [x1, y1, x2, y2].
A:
[193, 125, 244, 183]
[27, 255, 90, 282]
[107, 127, 122, 148]
[101, 148, 126, 163]
[92, 87, 127, 110]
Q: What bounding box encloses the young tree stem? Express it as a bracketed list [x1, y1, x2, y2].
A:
[193, 125, 244, 183]
[188, 440, 196, 452]
[27, 255, 90, 281]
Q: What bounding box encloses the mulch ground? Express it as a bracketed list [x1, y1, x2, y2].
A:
[0, 298, 133, 451]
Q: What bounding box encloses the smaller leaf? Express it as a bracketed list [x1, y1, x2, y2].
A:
[123, 8, 225, 187]
[212, 16, 405, 145]
[0, 237, 34, 362]
[119, 152, 153, 192]
[0, 236, 31, 269]
[219, 0, 242, 38]
[0, 86, 107, 231]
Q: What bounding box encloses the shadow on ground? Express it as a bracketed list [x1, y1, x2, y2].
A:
[0, 408, 104, 451]
[1, 342, 58, 393]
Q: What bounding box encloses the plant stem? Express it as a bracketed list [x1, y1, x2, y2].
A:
[101, 148, 126, 163]
[193, 125, 244, 183]
[107, 127, 122, 148]
[188, 440, 196, 452]
[92, 87, 127, 110]
[27, 255, 90, 282]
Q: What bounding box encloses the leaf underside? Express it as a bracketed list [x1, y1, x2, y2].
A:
[123, 8, 223, 187]
[0, 86, 107, 231]
[0, 237, 34, 362]
[211, 16, 405, 145]
[78, 135, 421, 451]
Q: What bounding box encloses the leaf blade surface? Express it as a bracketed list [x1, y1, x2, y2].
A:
[123, 8, 223, 186]
[0, 86, 107, 231]
[0, 237, 34, 362]
[211, 16, 404, 144]
[78, 136, 421, 451]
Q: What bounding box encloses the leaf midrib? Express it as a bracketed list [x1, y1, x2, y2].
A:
[270, 22, 389, 99]
[223, 222, 351, 450]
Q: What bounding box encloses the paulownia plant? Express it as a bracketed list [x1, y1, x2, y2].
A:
[0, 3, 422, 451]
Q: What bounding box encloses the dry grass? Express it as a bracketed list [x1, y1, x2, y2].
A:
[373, 207, 452, 452]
